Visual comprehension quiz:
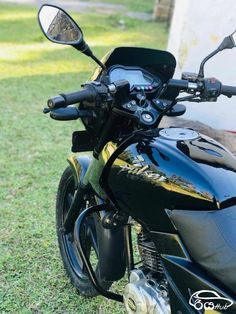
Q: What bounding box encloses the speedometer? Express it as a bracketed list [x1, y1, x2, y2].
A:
[109, 65, 161, 91]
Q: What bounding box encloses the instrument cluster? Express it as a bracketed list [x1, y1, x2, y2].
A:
[108, 65, 168, 127]
[108, 65, 161, 94]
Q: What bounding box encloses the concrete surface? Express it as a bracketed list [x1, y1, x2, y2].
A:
[168, 0, 236, 130]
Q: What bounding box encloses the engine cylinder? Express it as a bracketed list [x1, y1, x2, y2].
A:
[138, 230, 164, 275]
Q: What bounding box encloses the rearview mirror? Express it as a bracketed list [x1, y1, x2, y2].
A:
[38, 4, 83, 45]
[38, 4, 106, 71]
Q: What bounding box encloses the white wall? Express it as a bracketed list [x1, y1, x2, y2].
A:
[168, 0, 236, 130]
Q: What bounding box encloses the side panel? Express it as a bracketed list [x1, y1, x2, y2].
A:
[150, 231, 236, 311]
[162, 256, 236, 314]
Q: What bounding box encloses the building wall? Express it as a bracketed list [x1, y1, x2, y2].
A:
[167, 0, 236, 130]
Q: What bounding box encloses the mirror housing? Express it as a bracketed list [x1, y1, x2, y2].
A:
[38, 5, 85, 47]
[231, 30, 236, 46]
[38, 4, 106, 70]
[217, 30, 236, 51]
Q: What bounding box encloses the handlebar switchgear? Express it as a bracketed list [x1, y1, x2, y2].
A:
[202, 78, 221, 101]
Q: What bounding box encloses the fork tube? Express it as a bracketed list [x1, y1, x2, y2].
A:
[93, 111, 118, 158]
[124, 224, 134, 276]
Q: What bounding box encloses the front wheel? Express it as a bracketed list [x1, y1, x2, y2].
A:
[56, 166, 112, 297]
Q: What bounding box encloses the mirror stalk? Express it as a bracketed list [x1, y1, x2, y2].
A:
[198, 47, 220, 79]
[90, 54, 107, 72]
[73, 41, 107, 71]
[198, 34, 236, 79]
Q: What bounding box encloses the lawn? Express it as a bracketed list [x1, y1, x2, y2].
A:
[87, 0, 155, 13]
[0, 2, 167, 313]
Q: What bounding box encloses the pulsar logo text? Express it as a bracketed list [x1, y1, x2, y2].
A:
[119, 165, 167, 182]
[189, 290, 233, 311]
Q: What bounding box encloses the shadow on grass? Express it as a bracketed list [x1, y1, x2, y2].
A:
[0, 71, 89, 187]
[0, 70, 126, 313]
[1, 43, 111, 68]
[0, 71, 90, 104]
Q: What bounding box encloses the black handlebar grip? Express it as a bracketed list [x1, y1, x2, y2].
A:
[47, 95, 66, 109]
[60, 87, 96, 106]
[221, 85, 236, 97]
[167, 79, 189, 90]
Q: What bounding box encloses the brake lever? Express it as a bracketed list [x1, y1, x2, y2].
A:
[190, 98, 203, 103]
[175, 95, 199, 103]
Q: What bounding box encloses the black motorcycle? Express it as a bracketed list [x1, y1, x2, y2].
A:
[38, 4, 236, 313]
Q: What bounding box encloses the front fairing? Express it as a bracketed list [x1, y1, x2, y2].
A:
[91, 46, 176, 83]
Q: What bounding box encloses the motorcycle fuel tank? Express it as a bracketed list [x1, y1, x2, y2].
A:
[101, 128, 236, 232]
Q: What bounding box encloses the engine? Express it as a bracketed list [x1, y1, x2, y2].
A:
[138, 230, 164, 275]
[123, 228, 170, 314]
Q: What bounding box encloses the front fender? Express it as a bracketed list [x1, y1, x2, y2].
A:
[67, 155, 91, 188]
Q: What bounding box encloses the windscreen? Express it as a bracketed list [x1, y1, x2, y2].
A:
[91, 47, 176, 83]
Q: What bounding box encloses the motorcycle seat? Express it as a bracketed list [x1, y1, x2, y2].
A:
[170, 205, 236, 294]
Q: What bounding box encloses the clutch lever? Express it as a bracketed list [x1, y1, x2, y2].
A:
[50, 107, 93, 121]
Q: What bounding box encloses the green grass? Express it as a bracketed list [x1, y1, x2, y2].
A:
[86, 0, 155, 13]
[0, 2, 167, 313]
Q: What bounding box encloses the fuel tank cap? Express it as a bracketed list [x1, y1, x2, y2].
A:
[159, 128, 199, 141]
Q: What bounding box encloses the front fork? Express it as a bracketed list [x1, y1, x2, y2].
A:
[63, 155, 90, 234]
[63, 154, 127, 283]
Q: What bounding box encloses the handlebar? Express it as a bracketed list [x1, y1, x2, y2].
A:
[168, 78, 236, 99]
[46, 80, 130, 110]
[44, 80, 130, 121]
[45, 77, 236, 122]
[221, 85, 236, 97]
[47, 86, 97, 109]
[60, 88, 97, 106]
[167, 79, 191, 91]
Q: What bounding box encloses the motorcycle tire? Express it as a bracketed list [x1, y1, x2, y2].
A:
[56, 166, 112, 297]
